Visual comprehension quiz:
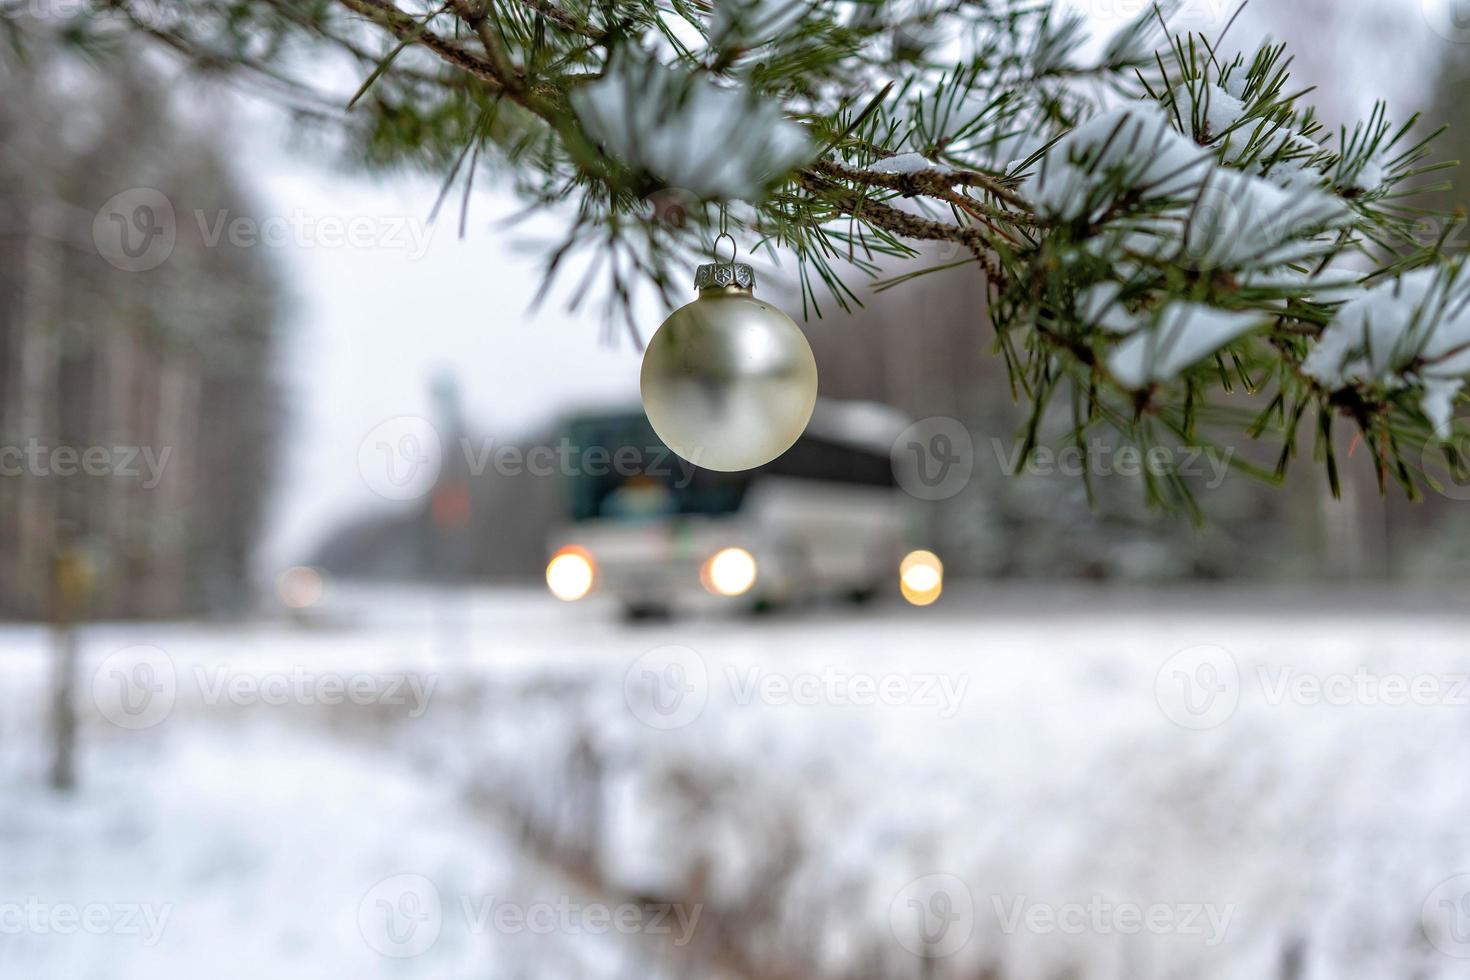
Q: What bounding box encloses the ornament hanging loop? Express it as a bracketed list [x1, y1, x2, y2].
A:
[713, 232, 738, 269]
[694, 207, 754, 292]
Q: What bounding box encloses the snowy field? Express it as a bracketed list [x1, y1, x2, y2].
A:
[4, 585, 1470, 979]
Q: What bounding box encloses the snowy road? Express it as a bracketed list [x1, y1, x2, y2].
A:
[4, 586, 1470, 978]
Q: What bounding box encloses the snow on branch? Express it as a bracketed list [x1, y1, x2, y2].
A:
[72, 0, 1470, 508]
[1107, 304, 1269, 390]
[1305, 266, 1470, 437]
[571, 50, 813, 200]
[1021, 103, 1213, 222]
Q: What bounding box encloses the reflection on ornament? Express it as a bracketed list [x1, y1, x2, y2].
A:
[640, 261, 818, 471]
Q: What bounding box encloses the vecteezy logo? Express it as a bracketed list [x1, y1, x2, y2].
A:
[891, 417, 975, 501]
[358, 874, 443, 958]
[1155, 644, 1240, 730]
[357, 416, 443, 501]
[91, 645, 177, 729]
[889, 873, 974, 958]
[623, 645, 708, 730]
[92, 188, 176, 272]
[1424, 874, 1470, 958]
[1425, 0, 1470, 43]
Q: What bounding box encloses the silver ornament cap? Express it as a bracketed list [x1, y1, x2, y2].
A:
[640, 265, 818, 472]
[693, 262, 755, 291]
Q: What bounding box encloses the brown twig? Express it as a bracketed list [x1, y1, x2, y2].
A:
[812, 158, 1034, 213]
[450, 0, 524, 92]
[516, 0, 605, 40]
[797, 170, 1003, 281]
[337, 0, 504, 87]
[332, 0, 1020, 284]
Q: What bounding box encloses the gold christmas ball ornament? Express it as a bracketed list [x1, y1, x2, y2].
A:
[641, 261, 818, 472]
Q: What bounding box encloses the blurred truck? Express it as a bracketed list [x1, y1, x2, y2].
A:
[543, 399, 939, 617]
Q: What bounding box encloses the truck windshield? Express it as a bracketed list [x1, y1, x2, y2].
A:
[562, 415, 750, 522]
[560, 412, 899, 523]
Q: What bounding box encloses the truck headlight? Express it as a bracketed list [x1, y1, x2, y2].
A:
[701, 547, 757, 597]
[546, 546, 596, 601]
[900, 550, 943, 606]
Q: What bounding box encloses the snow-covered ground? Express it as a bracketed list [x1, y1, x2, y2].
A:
[0, 708, 691, 978]
[4, 585, 1470, 979]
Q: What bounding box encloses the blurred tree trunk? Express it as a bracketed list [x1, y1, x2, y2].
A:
[13, 197, 62, 618]
[47, 549, 93, 791]
[47, 612, 80, 791]
[0, 43, 284, 619]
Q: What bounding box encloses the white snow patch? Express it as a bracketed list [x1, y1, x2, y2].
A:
[0, 721, 654, 978]
[572, 51, 812, 199]
[1021, 102, 1213, 222]
[1103, 167, 1347, 276]
[1303, 267, 1470, 435]
[1107, 303, 1268, 388]
[1076, 280, 1139, 335]
[869, 151, 952, 175]
[1175, 167, 1348, 270]
[1172, 81, 1249, 143]
[1220, 69, 1248, 100]
[421, 596, 1470, 980]
[1170, 79, 1328, 188]
[14, 591, 1470, 979]
[1342, 152, 1389, 194]
[1262, 131, 1327, 181]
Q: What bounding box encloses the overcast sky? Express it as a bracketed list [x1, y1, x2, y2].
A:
[243, 0, 1461, 572]
[242, 112, 657, 569]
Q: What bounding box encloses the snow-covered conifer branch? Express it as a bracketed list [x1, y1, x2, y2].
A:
[34, 0, 1468, 509]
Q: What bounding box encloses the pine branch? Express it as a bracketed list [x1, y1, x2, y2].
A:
[795, 169, 1004, 280]
[61, 0, 1468, 510]
[450, 0, 523, 92]
[810, 159, 1037, 219]
[337, 0, 501, 89]
[514, 0, 603, 41]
